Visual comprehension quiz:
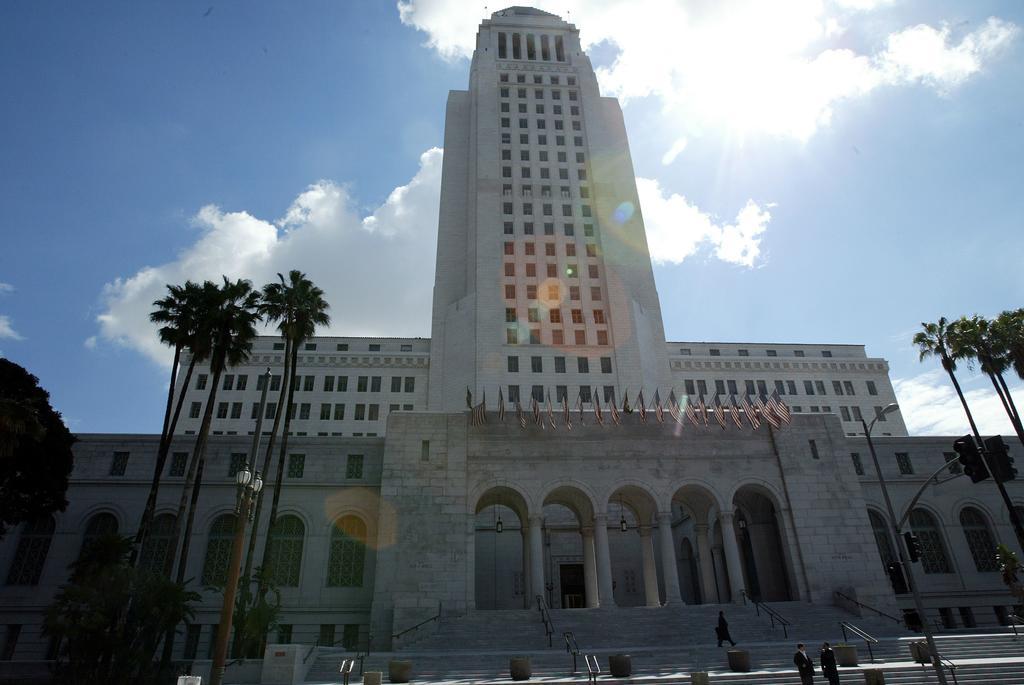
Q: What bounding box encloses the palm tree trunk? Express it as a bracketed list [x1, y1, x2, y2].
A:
[257, 340, 300, 600]
[242, 339, 292, 587]
[132, 351, 195, 567]
[995, 371, 1024, 446]
[945, 359, 982, 437]
[175, 366, 223, 585]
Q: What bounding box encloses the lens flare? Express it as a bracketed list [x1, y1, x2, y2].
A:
[613, 201, 634, 224]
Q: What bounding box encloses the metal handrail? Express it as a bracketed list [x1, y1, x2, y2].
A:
[393, 603, 443, 641]
[834, 590, 902, 624]
[564, 631, 581, 673]
[1009, 614, 1022, 639]
[338, 658, 356, 685]
[839, 621, 879, 662]
[536, 594, 556, 647]
[741, 590, 791, 638]
[585, 653, 600, 684]
[302, 636, 371, 668]
[937, 655, 959, 685]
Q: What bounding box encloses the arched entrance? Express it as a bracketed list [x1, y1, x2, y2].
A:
[733, 486, 794, 601]
[670, 484, 722, 604]
[474, 486, 529, 609]
[607, 484, 660, 607]
[539, 484, 601, 608]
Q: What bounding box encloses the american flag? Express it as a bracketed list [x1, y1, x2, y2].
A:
[653, 389, 665, 423]
[768, 390, 792, 424]
[532, 395, 541, 425]
[562, 393, 572, 431]
[697, 395, 709, 426]
[741, 395, 761, 429]
[729, 395, 744, 429]
[575, 391, 586, 426]
[712, 395, 727, 429]
[622, 389, 632, 414]
[610, 396, 622, 425]
[498, 387, 506, 423]
[684, 399, 700, 427]
[470, 391, 487, 427]
[515, 398, 526, 430]
[637, 389, 647, 423]
[755, 394, 781, 429]
[546, 391, 556, 429]
[667, 390, 683, 424]
[594, 388, 605, 425]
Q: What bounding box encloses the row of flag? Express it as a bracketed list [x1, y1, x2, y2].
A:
[467, 387, 793, 431]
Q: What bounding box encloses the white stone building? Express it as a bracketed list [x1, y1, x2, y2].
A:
[0, 6, 1021, 668]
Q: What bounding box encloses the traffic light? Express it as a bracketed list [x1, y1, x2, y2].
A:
[904, 532, 922, 563]
[887, 561, 908, 594]
[953, 435, 989, 483]
[984, 436, 1017, 483]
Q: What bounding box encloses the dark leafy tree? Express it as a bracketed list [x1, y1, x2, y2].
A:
[44, 534, 199, 685]
[0, 359, 75, 539]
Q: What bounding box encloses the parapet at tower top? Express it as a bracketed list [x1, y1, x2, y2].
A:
[489, 5, 575, 27]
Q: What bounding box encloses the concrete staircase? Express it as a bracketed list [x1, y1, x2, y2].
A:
[303, 603, 1024, 684]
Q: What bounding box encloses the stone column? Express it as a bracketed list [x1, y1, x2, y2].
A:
[592, 514, 616, 606]
[656, 512, 683, 605]
[694, 524, 718, 604]
[581, 526, 599, 608]
[522, 527, 532, 607]
[639, 526, 661, 607]
[720, 512, 746, 603]
[712, 546, 729, 601]
[529, 515, 545, 605]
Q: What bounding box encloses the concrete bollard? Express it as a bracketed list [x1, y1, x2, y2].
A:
[863, 668, 885, 684]
[727, 649, 751, 672]
[364, 672, 382, 685]
[690, 672, 710, 685]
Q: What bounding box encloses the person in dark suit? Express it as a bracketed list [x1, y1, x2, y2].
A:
[715, 611, 736, 647]
[820, 642, 840, 685]
[794, 643, 814, 684]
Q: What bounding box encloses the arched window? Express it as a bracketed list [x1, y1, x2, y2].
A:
[327, 516, 366, 587]
[868, 509, 895, 569]
[6, 517, 55, 585]
[139, 514, 177, 576]
[265, 515, 304, 587]
[80, 512, 119, 559]
[202, 514, 237, 586]
[959, 507, 998, 572]
[909, 509, 952, 574]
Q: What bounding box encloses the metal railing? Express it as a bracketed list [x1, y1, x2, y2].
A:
[834, 590, 902, 624]
[937, 655, 959, 685]
[536, 594, 556, 647]
[564, 631, 581, 673]
[337, 658, 356, 685]
[1009, 614, 1023, 639]
[839, 621, 879, 663]
[584, 654, 601, 684]
[392, 603, 443, 642]
[302, 636, 370, 674]
[741, 590, 791, 638]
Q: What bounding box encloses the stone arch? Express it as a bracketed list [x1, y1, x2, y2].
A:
[607, 482, 659, 527]
[472, 482, 531, 527]
[539, 480, 598, 523]
[75, 505, 125, 534]
[473, 484, 530, 610]
[668, 481, 725, 527]
[731, 483, 793, 601]
[866, 507, 896, 570]
[326, 513, 369, 588]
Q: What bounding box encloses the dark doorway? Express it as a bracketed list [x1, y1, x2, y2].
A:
[560, 563, 585, 608]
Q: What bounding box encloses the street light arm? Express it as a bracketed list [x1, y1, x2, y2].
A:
[896, 457, 964, 532]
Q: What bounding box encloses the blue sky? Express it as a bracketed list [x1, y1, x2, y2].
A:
[1, 0, 1022, 435]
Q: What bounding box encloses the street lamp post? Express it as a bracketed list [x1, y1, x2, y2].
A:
[862, 403, 948, 685]
[210, 464, 263, 685]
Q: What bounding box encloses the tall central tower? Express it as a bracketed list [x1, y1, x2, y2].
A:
[428, 6, 672, 411]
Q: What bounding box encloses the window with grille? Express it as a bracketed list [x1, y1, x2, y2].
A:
[909, 509, 952, 574]
[202, 514, 237, 585]
[80, 512, 118, 560]
[265, 515, 305, 586]
[342, 624, 360, 649]
[895, 452, 913, 475]
[346, 454, 364, 479]
[110, 451, 129, 476]
[868, 509, 895, 570]
[138, 513, 176, 576]
[288, 454, 305, 479]
[851, 452, 864, 476]
[5, 516, 55, 585]
[327, 516, 367, 587]
[960, 507, 999, 572]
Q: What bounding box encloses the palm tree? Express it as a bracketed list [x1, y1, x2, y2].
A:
[163, 279, 262, 583]
[131, 281, 207, 566]
[255, 271, 329, 600]
[953, 315, 1024, 446]
[913, 317, 983, 437]
[995, 308, 1024, 404]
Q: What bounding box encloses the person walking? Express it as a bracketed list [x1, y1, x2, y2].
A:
[819, 642, 840, 685]
[715, 611, 736, 647]
[794, 643, 815, 685]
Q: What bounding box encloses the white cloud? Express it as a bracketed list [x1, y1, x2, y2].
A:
[893, 369, 1024, 436]
[0, 282, 14, 294]
[0, 315, 22, 341]
[397, 1, 1018, 140]
[93, 148, 443, 366]
[636, 177, 770, 267]
[661, 137, 688, 166]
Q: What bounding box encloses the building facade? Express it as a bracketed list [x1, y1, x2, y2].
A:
[0, 6, 1020, 665]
